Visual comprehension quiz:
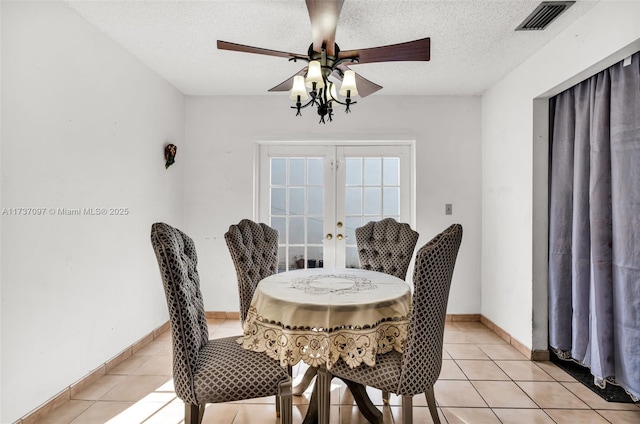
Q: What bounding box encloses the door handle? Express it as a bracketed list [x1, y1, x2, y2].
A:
[336, 234, 344, 240]
[325, 233, 333, 240]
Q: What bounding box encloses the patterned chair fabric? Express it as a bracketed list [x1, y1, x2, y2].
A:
[151, 222, 291, 424]
[329, 223, 463, 424]
[224, 219, 279, 323]
[355, 218, 419, 280]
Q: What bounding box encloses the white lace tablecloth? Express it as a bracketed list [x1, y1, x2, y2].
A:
[239, 268, 411, 369]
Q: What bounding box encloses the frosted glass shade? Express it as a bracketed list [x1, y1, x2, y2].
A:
[328, 82, 338, 101]
[290, 75, 309, 101]
[305, 61, 325, 88]
[339, 70, 358, 97]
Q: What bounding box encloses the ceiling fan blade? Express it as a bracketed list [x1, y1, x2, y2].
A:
[332, 65, 383, 98]
[338, 37, 430, 64]
[350, 73, 383, 98]
[217, 40, 306, 61]
[268, 68, 308, 92]
[306, 0, 344, 56]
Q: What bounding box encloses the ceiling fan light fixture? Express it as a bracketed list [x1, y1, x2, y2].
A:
[339, 70, 358, 97]
[305, 60, 325, 88]
[290, 75, 309, 101]
[218, 1, 430, 123]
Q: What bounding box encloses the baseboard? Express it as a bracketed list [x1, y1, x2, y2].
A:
[18, 320, 170, 424]
[531, 349, 551, 361]
[205, 311, 241, 320]
[480, 315, 549, 361]
[446, 313, 481, 322]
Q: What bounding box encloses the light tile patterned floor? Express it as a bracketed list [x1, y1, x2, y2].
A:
[34, 320, 640, 423]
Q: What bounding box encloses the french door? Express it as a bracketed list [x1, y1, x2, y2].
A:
[257, 143, 413, 272]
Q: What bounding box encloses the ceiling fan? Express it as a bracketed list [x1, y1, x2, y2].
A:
[217, 0, 430, 123]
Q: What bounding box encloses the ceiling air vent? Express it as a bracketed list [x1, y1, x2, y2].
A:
[516, 1, 575, 31]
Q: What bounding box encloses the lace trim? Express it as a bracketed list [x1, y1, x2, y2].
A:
[550, 347, 640, 402]
[238, 308, 408, 369]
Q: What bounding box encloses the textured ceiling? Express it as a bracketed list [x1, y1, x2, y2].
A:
[66, 0, 598, 96]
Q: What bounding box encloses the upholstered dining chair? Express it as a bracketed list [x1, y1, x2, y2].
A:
[354, 217, 420, 403]
[151, 222, 292, 424]
[356, 217, 419, 280]
[295, 218, 420, 397]
[328, 223, 463, 424]
[224, 219, 279, 323]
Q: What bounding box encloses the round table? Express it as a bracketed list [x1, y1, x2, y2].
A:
[239, 268, 411, 370]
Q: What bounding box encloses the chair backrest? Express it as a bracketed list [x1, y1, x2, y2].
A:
[355, 218, 419, 280]
[225, 219, 279, 323]
[398, 223, 463, 395]
[150, 222, 208, 404]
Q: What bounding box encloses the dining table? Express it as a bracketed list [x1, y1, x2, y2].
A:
[238, 267, 412, 424]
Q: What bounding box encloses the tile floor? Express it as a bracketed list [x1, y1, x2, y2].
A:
[34, 320, 640, 424]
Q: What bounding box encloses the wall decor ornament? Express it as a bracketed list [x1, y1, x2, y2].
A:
[164, 144, 177, 169]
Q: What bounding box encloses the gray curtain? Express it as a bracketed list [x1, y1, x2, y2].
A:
[549, 51, 640, 401]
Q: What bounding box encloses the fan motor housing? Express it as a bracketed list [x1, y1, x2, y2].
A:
[308, 43, 341, 76]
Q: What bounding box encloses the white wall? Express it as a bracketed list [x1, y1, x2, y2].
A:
[482, 0, 640, 350]
[1, 2, 185, 422]
[184, 95, 482, 316]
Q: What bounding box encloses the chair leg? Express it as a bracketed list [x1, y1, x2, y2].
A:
[401, 395, 413, 424]
[185, 403, 203, 424]
[317, 366, 332, 424]
[382, 390, 390, 404]
[277, 366, 293, 417]
[278, 377, 293, 424]
[425, 387, 440, 424]
[293, 366, 318, 395]
[198, 404, 205, 423]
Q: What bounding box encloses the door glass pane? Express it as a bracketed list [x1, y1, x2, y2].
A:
[307, 217, 323, 244]
[307, 246, 323, 268]
[308, 158, 323, 185]
[272, 217, 286, 243]
[383, 158, 399, 185]
[308, 187, 323, 215]
[345, 217, 362, 242]
[290, 246, 305, 270]
[364, 187, 381, 215]
[272, 158, 286, 185]
[289, 216, 305, 244]
[289, 187, 305, 215]
[346, 158, 362, 185]
[383, 187, 399, 215]
[345, 187, 362, 215]
[364, 158, 381, 186]
[290, 159, 305, 185]
[271, 187, 286, 216]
